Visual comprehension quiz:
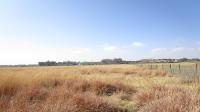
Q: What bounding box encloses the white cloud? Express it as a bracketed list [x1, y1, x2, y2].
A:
[150, 47, 200, 59]
[0, 40, 92, 65]
[103, 42, 145, 53]
[132, 42, 144, 48]
[171, 47, 195, 52]
[151, 47, 196, 54]
[103, 45, 121, 52]
[0, 39, 146, 65]
[65, 48, 91, 54]
[151, 48, 168, 53]
[171, 47, 185, 52]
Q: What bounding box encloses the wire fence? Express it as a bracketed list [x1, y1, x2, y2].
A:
[137, 63, 200, 81]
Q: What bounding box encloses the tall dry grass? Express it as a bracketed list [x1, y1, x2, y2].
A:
[0, 75, 134, 112]
[0, 65, 171, 77]
[78, 65, 170, 76]
[134, 85, 200, 112]
[0, 65, 192, 112]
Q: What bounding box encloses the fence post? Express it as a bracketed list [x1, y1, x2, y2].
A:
[170, 64, 172, 73]
[179, 64, 181, 74]
[195, 64, 198, 83]
[195, 64, 198, 75]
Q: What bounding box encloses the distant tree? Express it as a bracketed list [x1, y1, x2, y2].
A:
[62, 61, 78, 66]
[101, 58, 125, 64]
[101, 59, 113, 64]
[178, 58, 189, 62]
[39, 61, 79, 66]
[113, 58, 123, 64]
[191, 58, 200, 61]
[38, 61, 57, 66]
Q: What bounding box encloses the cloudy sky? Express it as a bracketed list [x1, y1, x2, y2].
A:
[0, 0, 200, 65]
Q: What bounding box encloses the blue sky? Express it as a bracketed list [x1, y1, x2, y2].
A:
[0, 0, 200, 64]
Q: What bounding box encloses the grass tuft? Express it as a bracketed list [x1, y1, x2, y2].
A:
[134, 85, 200, 112]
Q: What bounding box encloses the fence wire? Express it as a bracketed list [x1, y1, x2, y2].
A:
[138, 63, 200, 80]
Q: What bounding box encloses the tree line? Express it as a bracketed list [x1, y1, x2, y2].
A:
[38, 58, 200, 66]
[38, 58, 136, 66]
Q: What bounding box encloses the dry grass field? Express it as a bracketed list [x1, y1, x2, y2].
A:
[0, 64, 200, 112]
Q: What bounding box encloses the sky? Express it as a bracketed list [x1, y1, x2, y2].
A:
[0, 0, 200, 65]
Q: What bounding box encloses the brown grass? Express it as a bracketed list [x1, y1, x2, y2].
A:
[0, 76, 23, 97]
[134, 85, 200, 112]
[79, 65, 170, 76]
[0, 76, 131, 112]
[0, 65, 189, 112]
[63, 78, 136, 96]
[8, 87, 127, 112]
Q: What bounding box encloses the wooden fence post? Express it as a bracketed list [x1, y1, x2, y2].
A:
[178, 64, 181, 74]
[170, 64, 172, 73]
[195, 64, 198, 82]
[195, 64, 198, 75]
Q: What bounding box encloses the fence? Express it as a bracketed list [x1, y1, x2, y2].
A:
[138, 63, 200, 81]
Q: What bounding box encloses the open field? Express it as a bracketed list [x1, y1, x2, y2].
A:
[0, 64, 200, 112]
